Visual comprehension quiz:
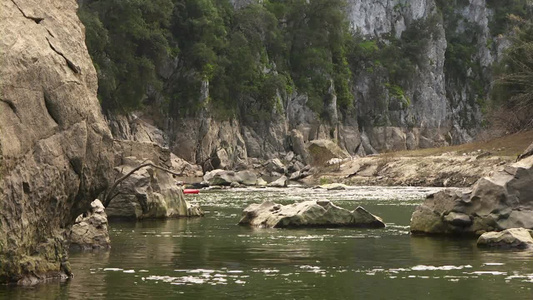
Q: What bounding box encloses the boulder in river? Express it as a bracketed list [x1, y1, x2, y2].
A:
[106, 155, 203, 219]
[410, 155, 533, 235]
[70, 200, 111, 251]
[239, 200, 385, 228]
[477, 228, 533, 249]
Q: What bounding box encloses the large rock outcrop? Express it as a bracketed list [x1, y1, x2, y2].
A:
[0, 0, 114, 283]
[106, 141, 203, 219]
[239, 200, 385, 228]
[410, 155, 533, 235]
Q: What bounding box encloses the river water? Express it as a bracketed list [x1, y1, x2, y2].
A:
[2, 186, 533, 299]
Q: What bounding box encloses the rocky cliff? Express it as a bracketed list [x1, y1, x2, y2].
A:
[0, 0, 114, 283]
[110, 0, 508, 170]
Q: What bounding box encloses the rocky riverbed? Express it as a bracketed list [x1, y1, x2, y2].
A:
[306, 152, 513, 187]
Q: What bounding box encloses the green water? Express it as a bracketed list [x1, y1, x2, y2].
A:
[2, 187, 533, 299]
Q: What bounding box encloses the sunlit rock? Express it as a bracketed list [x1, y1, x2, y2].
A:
[477, 228, 533, 249]
[239, 200, 385, 228]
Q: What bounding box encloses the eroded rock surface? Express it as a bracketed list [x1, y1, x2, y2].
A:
[307, 140, 351, 166]
[0, 0, 114, 283]
[239, 200, 385, 228]
[106, 141, 203, 219]
[410, 156, 533, 235]
[70, 200, 111, 251]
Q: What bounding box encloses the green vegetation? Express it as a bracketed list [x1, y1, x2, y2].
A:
[78, 0, 174, 112]
[79, 0, 354, 119]
[486, 0, 532, 36]
[347, 16, 440, 126]
[319, 177, 331, 185]
[436, 0, 486, 110]
[491, 16, 533, 131]
[78, 0, 533, 132]
[435, 0, 532, 129]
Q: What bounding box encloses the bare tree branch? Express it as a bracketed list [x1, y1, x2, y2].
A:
[103, 162, 184, 207]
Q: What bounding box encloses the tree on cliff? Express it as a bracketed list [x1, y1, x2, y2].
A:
[491, 15, 533, 131]
[79, 0, 174, 112]
[79, 0, 354, 118]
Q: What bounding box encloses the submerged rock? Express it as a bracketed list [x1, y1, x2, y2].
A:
[477, 228, 533, 249]
[239, 200, 385, 228]
[70, 200, 111, 251]
[410, 156, 533, 235]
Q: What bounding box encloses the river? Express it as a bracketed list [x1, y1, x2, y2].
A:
[2, 186, 533, 299]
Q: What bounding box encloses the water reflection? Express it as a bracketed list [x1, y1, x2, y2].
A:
[1, 187, 532, 299]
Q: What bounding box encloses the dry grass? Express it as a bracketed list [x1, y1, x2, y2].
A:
[385, 130, 533, 158]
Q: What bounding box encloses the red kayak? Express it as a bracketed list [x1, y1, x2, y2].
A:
[183, 189, 200, 194]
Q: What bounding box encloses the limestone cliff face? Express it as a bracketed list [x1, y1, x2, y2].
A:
[0, 0, 114, 283]
[348, 0, 450, 150]
[110, 0, 503, 168]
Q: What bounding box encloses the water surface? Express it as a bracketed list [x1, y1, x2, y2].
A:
[2, 187, 532, 299]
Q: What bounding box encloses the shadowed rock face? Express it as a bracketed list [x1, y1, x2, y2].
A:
[239, 200, 385, 228]
[410, 156, 533, 236]
[0, 0, 114, 284]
